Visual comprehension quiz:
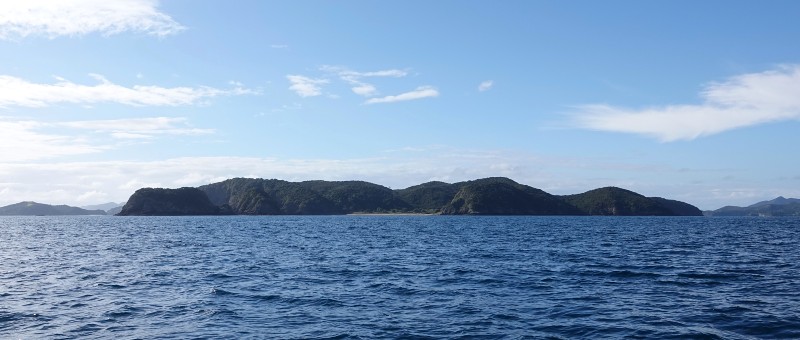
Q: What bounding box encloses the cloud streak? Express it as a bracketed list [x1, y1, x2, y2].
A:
[60, 117, 214, 138]
[478, 80, 493, 92]
[0, 0, 184, 40]
[0, 120, 104, 161]
[320, 66, 409, 97]
[571, 65, 800, 141]
[365, 86, 439, 104]
[0, 116, 212, 161]
[0, 74, 253, 108]
[286, 75, 328, 97]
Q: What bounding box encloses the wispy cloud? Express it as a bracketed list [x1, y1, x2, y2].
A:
[351, 84, 378, 96]
[320, 65, 409, 79]
[478, 80, 494, 92]
[286, 75, 328, 97]
[0, 120, 104, 161]
[0, 0, 184, 40]
[365, 86, 439, 104]
[60, 117, 214, 138]
[320, 66, 409, 97]
[0, 116, 212, 161]
[571, 65, 800, 141]
[270, 44, 288, 49]
[0, 74, 254, 108]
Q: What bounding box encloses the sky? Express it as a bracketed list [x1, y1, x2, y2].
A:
[1, 0, 799, 210]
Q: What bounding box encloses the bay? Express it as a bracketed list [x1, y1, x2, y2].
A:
[1, 216, 799, 339]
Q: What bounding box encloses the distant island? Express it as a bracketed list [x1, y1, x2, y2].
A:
[116, 177, 704, 216]
[705, 196, 800, 217]
[0, 201, 107, 216]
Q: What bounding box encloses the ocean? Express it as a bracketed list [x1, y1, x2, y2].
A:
[1, 216, 799, 339]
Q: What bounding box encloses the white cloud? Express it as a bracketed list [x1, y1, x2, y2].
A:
[111, 132, 153, 140]
[352, 84, 378, 96]
[571, 65, 800, 141]
[60, 117, 214, 137]
[478, 80, 493, 92]
[0, 120, 105, 161]
[364, 86, 439, 104]
[0, 151, 540, 205]
[0, 116, 212, 161]
[286, 75, 328, 97]
[0, 74, 254, 108]
[320, 66, 410, 97]
[320, 66, 409, 79]
[0, 0, 184, 40]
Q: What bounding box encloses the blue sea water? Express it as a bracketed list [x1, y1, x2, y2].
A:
[1, 216, 799, 339]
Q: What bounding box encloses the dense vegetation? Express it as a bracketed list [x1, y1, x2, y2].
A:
[395, 181, 460, 213]
[560, 187, 702, 216]
[707, 196, 800, 216]
[0, 201, 106, 216]
[118, 177, 704, 216]
[439, 177, 582, 215]
[117, 187, 223, 216]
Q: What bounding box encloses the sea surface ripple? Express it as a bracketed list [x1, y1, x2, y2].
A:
[1, 216, 799, 339]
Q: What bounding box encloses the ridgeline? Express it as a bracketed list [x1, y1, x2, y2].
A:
[0, 201, 106, 216]
[117, 177, 703, 216]
[705, 196, 800, 216]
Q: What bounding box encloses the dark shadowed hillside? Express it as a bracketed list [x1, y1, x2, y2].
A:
[395, 181, 460, 213]
[440, 178, 583, 215]
[117, 187, 223, 216]
[561, 187, 693, 216]
[648, 197, 704, 216]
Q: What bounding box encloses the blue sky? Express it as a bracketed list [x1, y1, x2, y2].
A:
[1, 0, 799, 210]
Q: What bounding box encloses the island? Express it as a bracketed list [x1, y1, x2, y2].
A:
[116, 177, 703, 216]
[705, 196, 800, 216]
[0, 201, 106, 216]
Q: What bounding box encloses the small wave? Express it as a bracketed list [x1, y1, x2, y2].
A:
[308, 334, 361, 340]
[207, 273, 236, 280]
[606, 270, 662, 278]
[0, 311, 33, 323]
[251, 293, 281, 301]
[574, 269, 662, 279]
[209, 287, 235, 296]
[96, 283, 126, 289]
[102, 305, 142, 319]
[677, 272, 739, 280]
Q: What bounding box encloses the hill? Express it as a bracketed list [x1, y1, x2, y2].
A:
[707, 197, 800, 216]
[117, 187, 224, 216]
[117, 177, 703, 216]
[0, 201, 106, 216]
[439, 177, 582, 215]
[561, 187, 702, 216]
[395, 181, 459, 213]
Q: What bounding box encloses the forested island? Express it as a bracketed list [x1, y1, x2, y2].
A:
[705, 196, 800, 216]
[0, 201, 106, 216]
[116, 177, 704, 216]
